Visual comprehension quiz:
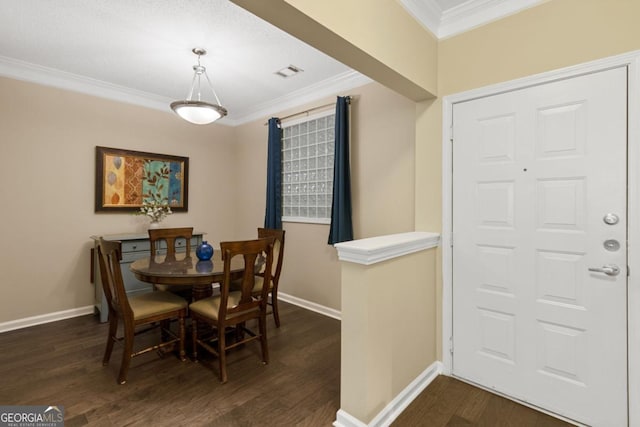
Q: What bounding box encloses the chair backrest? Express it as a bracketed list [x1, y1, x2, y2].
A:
[257, 228, 285, 284]
[219, 237, 275, 321]
[96, 238, 132, 318]
[148, 227, 194, 260]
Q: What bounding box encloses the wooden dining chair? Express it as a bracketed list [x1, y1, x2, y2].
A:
[96, 238, 187, 385]
[148, 227, 194, 260]
[148, 227, 194, 300]
[189, 237, 275, 383]
[256, 228, 285, 327]
[230, 228, 286, 327]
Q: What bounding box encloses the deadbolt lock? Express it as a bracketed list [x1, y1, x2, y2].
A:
[603, 213, 620, 225]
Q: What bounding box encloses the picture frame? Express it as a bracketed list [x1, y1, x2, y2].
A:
[95, 146, 189, 212]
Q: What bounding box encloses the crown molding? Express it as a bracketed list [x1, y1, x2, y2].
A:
[398, 0, 442, 37]
[439, 0, 545, 39]
[400, 0, 545, 39]
[0, 55, 175, 114]
[0, 55, 371, 128]
[225, 70, 373, 126]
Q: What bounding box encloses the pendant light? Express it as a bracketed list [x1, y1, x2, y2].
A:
[170, 48, 228, 125]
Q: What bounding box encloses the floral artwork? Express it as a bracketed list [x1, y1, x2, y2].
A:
[95, 146, 188, 212]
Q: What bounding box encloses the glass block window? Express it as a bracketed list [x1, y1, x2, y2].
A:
[282, 112, 335, 224]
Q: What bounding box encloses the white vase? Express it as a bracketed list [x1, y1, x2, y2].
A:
[149, 221, 161, 229]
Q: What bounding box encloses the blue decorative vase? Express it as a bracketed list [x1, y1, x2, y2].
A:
[196, 241, 214, 261]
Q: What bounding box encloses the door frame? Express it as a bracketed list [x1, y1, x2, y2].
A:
[441, 50, 640, 426]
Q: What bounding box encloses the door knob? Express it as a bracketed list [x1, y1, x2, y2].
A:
[588, 264, 620, 276]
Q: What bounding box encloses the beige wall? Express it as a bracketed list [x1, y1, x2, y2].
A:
[0, 77, 236, 324]
[438, 0, 640, 96]
[232, 0, 437, 101]
[234, 82, 416, 310]
[0, 77, 415, 324]
[341, 247, 436, 423]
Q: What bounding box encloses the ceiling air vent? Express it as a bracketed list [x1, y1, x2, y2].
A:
[275, 65, 304, 78]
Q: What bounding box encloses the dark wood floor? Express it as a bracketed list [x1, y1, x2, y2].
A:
[392, 375, 573, 427]
[0, 302, 574, 427]
[0, 302, 341, 426]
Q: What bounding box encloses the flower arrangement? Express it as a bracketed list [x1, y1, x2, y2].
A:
[136, 199, 172, 223]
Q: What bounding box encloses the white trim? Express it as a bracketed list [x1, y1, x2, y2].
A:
[282, 217, 331, 225]
[0, 295, 339, 333]
[334, 231, 440, 265]
[278, 292, 341, 321]
[442, 49, 640, 427]
[441, 95, 454, 374]
[398, 0, 545, 40]
[334, 410, 368, 427]
[333, 361, 444, 427]
[228, 70, 372, 126]
[0, 55, 174, 115]
[0, 306, 95, 333]
[438, 0, 545, 39]
[627, 55, 640, 427]
[398, 0, 442, 37]
[0, 55, 372, 128]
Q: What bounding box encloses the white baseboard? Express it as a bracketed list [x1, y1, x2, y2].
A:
[334, 410, 368, 427]
[333, 361, 444, 427]
[0, 293, 338, 333]
[0, 305, 95, 333]
[278, 292, 341, 321]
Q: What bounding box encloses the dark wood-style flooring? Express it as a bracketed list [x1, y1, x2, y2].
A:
[0, 302, 341, 426]
[393, 375, 573, 427]
[0, 302, 573, 426]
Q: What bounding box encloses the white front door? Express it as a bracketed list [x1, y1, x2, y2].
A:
[452, 67, 628, 426]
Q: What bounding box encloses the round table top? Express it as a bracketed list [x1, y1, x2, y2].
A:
[129, 250, 247, 287]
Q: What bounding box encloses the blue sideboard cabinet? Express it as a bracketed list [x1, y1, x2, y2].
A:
[90, 232, 204, 322]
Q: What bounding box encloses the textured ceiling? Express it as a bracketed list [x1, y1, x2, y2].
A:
[0, 0, 541, 125]
[0, 0, 364, 125]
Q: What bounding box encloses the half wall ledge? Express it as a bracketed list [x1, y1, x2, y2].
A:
[334, 231, 440, 265]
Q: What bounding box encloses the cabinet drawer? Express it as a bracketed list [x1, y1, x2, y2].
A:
[150, 237, 201, 253]
[121, 250, 150, 263]
[121, 240, 150, 253]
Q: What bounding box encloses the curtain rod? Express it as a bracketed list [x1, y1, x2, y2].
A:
[263, 96, 351, 126]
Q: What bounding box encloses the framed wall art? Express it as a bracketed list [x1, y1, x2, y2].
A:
[95, 146, 189, 212]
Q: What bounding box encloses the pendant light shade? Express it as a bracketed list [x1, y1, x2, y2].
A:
[170, 101, 226, 125]
[171, 48, 227, 125]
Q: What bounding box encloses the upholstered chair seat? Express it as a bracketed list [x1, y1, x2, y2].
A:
[129, 292, 188, 320]
[190, 292, 259, 321]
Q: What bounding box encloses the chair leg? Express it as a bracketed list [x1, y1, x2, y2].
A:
[271, 290, 281, 328]
[118, 323, 135, 385]
[160, 319, 170, 342]
[259, 314, 269, 365]
[218, 328, 227, 384]
[103, 315, 118, 365]
[191, 318, 198, 361]
[178, 315, 186, 361]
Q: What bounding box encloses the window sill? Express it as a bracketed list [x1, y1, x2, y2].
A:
[283, 216, 331, 225]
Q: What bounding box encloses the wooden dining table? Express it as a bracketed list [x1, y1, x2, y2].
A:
[129, 250, 245, 300]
